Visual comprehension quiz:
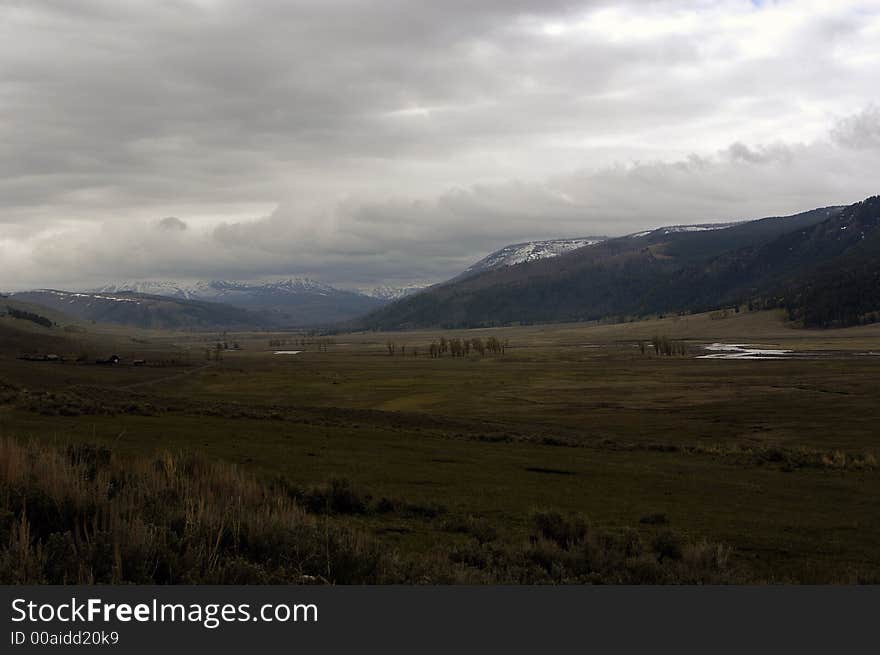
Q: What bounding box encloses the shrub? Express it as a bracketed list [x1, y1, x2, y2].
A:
[639, 513, 669, 525]
[652, 530, 684, 562]
[0, 439, 394, 584]
[299, 478, 371, 515]
[531, 511, 588, 550]
[442, 515, 498, 544]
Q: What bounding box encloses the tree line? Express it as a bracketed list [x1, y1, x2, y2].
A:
[385, 335, 509, 358]
[269, 336, 335, 352]
[638, 336, 689, 357]
[5, 306, 53, 328]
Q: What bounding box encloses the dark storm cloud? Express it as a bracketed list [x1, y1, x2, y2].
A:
[1, 0, 879, 290]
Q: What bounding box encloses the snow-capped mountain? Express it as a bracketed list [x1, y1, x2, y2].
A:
[361, 284, 430, 301]
[93, 280, 199, 299]
[358, 203, 853, 330]
[460, 237, 606, 278]
[93, 277, 337, 300]
[89, 277, 386, 326]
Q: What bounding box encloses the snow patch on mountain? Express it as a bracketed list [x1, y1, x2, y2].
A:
[628, 222, 741, 239]
[44, 290, 142, 304]
[361, 284, 430, 301]
[463, 238, 605, 276]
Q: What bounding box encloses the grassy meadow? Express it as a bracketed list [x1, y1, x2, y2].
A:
[1, 308, 879, 582]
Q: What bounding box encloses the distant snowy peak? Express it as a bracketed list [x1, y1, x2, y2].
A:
[93, 277, 337, 300]
[93, 280, 197, 299]
[91, 277, 434, 308]
[203, 278, 339, 298]
[83, 277, 390, 325]
[265, 277, 335, 293]
[464, 237, 605, 276]
[363, 284, 429, 301]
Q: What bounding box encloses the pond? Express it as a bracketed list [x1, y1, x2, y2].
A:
[697, 343, 793, 360]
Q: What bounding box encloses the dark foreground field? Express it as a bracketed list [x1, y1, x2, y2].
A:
[1, 309, 878, 583]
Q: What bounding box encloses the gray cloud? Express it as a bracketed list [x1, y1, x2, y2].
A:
[157, 216, 187, 231]
[1, 1, 879, 290]
[832, 105, 880, 150]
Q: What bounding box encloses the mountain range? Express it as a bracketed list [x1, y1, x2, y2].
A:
[7, 242, 594, 329]
[358, 199, 880, 330]
[92, 278, 387, 326]
[9, 196, 880, 331]
[7, 277, 435, 330]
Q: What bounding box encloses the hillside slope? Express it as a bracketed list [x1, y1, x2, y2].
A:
[0, 298, 76, 355]
[10, 290, 272, 331]
[773, 197, 880, 326]
[357, 203, 865, 329]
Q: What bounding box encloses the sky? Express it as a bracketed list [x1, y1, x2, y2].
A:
[1, 0, 879, 291]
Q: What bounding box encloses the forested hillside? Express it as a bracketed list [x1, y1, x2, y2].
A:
[358, 200, 880, 330]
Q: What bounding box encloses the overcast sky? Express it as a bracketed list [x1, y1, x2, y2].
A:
[1, 0, 879, 291]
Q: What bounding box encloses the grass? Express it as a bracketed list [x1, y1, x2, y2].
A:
[1, 308, 879, 583]
[0, 438, 394, 584]
[0, 438, 747, 584]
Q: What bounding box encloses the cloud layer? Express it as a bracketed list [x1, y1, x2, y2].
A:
[1, 0, 879, 290]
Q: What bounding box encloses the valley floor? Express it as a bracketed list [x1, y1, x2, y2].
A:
[1, 309, 879, 582]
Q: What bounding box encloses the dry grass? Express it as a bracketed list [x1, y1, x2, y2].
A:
[0, 438, 753, 584]
[0, 437, 396, 584]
